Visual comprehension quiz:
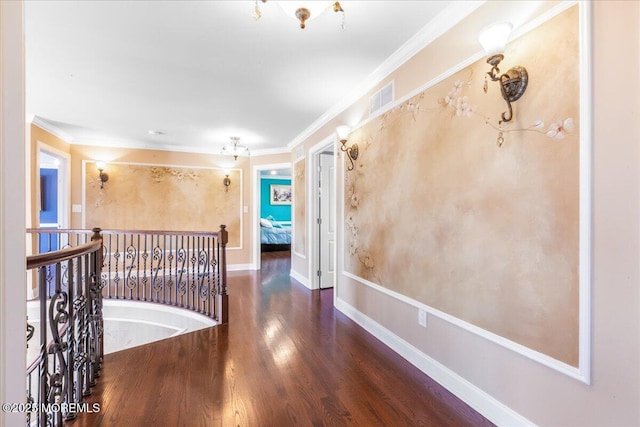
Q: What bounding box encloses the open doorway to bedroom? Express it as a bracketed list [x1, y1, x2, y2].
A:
[253, 163, 292, 270]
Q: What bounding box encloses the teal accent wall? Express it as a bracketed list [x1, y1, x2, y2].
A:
[261, 178, 291, 221]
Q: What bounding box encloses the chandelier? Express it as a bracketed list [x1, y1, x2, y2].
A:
[254, 1, 345, 29]
[221, 137, 249, 160]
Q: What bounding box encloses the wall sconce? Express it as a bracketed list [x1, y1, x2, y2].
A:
[336, 125, 358, 171]
[478, 22, 528, 124]
[96, 161, 109, 189]
[222, 172, 231, 192]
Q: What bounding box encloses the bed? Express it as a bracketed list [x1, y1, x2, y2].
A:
[260, 217, 291, 252]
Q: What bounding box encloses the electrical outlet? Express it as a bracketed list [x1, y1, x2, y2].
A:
[418, 309, 427, 327]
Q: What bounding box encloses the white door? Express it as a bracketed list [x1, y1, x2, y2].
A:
[318, 151, 335, 288]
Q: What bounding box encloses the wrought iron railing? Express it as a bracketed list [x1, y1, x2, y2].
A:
[24, 226, 229, 425]
[26, 229, 103, 426]
[27, 226, 229, 323]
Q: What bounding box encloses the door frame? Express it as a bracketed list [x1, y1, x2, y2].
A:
[251, 161, 291, 270]
[37, 141, 70, 229]
[309, 136, 336, 290]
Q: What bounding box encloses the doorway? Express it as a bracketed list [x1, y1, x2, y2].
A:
[37, 144, 70, 248]
[313, 142, 336, 289]
[252, 162, 292, 270]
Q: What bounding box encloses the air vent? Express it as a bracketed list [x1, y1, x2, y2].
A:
[369, 81, 394, 116]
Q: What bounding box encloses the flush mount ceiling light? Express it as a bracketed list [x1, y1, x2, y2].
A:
[221, 136, 249, 160]
[254, 1, 345, 29]
[478, 22, 528, 124]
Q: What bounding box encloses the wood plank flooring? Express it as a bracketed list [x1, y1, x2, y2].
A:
[73, 251, 493, 426]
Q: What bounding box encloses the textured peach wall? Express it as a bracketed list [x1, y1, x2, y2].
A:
[344, 8, 579, 366]
[85, 162, 241, 246]
[293, 159, 306, 256]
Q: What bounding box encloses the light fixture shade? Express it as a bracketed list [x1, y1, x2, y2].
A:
[221, 137, 250, 158]
[336, 125, 350, 141]
[96, 161, 106, 170]
[276, 1, 332, 23]
[478, 22, 513, 57]
[221, 145, 249, 156]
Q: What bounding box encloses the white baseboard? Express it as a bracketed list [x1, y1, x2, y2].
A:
[290, 269, 310, 289]
[335, 297, 535, 427]
[227, 263, 252, 271]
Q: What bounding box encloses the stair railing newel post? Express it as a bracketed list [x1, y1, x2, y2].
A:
[217, 224, 229, 324]
[38, 266, 48, 427]
[90, 228, 104, 381]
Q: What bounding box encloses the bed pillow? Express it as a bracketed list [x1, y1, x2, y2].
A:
[260, 218, 273, 228]
[266, 215, 283, 228]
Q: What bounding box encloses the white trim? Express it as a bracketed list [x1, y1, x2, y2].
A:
[251, 161, 292, 270]
[338, 1, 591, 383]
[343, 271, 586, 382]
[577, 0, 593, 385]
[0, 2, 26, 425]
[259, 175, 292, 181]
[292, 156, 306, 260]
[228, 263, 253, 272]
[287, 1, 485, 151]
[250, 146, 291, 157]
[81, 160, 244, 250]
[334, 298, 535, 427]
[37, 141, 71, 229]
[290, 269, 310, 289]
[30, 115, 74, 143]
[308, 135, 336, 290]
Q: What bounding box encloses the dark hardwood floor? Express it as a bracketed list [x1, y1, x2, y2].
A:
[73, 251, 493, 426]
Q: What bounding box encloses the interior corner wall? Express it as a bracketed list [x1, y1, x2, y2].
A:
[292, 2, 640, 426]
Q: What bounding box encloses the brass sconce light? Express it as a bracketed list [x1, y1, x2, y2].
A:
[478, 22, 528, 124]
[336, 125, 358, 171]
[96, 161, 109, 189]
[223, 172, 231, 192]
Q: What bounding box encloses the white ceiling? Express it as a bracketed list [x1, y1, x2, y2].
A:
[25, 1, 458, 155]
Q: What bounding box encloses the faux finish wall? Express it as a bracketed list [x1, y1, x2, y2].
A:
[293, 159, 306, 257]
[290, 1, 639, 425]
[84, 162, 242, 246]
[345, 8, 579, 366]
[70, 144, 251, 266]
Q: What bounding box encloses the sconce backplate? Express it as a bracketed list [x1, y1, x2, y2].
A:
[349, 144, 359, 161]
[500, 66, 528, 102]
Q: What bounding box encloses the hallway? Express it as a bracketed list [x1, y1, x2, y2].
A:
[74, 251, 492, 426]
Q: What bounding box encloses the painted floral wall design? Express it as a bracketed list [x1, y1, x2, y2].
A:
[86, 163, 242, 246]
[344, 7, 580, 366]
[293, 159, 306, 256]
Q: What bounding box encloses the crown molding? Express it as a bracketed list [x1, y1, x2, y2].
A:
[286, 1, 485, 150]
[250, 146, 291, 157]
[29, 115, 74, 143]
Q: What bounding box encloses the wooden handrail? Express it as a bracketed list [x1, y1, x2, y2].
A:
[28, 228, 221, 237]
[26, 240, 102, 270]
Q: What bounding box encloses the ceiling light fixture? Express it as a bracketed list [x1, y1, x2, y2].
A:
[254, 1, 345, 30]
[478, 22, 528, 124]
[221, 136, 249, 160]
